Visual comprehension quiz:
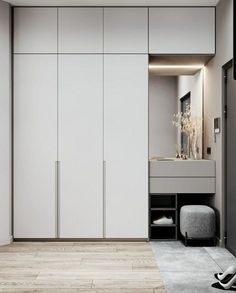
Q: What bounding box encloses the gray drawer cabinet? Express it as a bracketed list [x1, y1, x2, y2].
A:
[149, 160, 216, 194]
[150, 178, 215, 194]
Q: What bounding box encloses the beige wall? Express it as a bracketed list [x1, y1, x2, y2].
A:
[0, 0, 11, 245]
[204, 0, 233, 244]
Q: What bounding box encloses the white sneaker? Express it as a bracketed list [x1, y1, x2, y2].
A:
[153, 216, 173, 225]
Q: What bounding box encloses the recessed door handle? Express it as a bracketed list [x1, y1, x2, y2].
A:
[103, 160, 106, 238]
[55, 161, 60, 238]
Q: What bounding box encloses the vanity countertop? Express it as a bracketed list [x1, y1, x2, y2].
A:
[149, 157, 212, 162]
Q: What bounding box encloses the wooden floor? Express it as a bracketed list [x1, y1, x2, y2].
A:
[0, 241, 165, 293]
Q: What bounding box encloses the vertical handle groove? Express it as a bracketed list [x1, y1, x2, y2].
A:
[103, 160, 106, 238]
[55, 161, 60, 238]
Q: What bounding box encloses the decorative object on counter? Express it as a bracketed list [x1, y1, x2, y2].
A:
[153, 215, 173, 225]
[182, 154, 188, 160]
[149, 157, 174, 161]
[173, 105, 202, 160]
[175, 144, 181, 158]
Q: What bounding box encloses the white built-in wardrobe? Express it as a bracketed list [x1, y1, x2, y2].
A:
[13, 7, 149, 239]
[13, 6, 215, 239]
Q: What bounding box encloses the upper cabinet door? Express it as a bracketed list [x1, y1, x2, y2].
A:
[149, 8, 215, 54]
[58, 8, 103, 53]
[104, 8, 148, 53]
[14, 8, 57, 53]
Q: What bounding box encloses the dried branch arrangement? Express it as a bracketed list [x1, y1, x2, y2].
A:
[173, 105, 202, 159]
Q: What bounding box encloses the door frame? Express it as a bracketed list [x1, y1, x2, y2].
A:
[222, 59, 233, 251]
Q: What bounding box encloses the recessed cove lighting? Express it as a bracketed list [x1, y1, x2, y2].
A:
[149, 64, 204, 69]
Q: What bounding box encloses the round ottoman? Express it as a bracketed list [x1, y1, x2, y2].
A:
[180, 205, 215, 245]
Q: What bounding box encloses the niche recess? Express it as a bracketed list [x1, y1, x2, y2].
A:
[149, 55, 213, 159]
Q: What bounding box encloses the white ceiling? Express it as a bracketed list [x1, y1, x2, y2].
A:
[5, 0, 220, 7]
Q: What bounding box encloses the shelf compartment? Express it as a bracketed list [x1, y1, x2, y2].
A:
[150, 226, 177, 240]
[151, 224, 176, 227]
[150, 194, 177, 209]
[151, 207, 176, 211]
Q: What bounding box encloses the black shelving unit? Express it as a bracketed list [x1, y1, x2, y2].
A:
[149, 194, 178, 241]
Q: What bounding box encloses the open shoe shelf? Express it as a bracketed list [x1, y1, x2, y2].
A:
[149, 194, 178, 241]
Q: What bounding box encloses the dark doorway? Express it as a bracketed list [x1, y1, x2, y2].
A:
[224, 60, 236, 256]
[180, 92, 191, 155]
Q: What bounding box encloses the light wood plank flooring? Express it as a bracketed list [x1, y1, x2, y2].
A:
[0, 242, 165, 293]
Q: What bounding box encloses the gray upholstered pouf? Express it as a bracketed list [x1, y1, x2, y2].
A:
[180, 205, 215, 239]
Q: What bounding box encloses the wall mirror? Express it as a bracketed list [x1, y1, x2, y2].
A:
[148, 55, 211, 160]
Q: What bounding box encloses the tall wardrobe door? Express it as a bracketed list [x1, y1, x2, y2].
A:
[58, 55, 103, 238]
[14, 55, 57, 238]
[104, 55, 148, 238]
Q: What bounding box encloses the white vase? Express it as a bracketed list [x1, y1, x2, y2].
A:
[189, 135, 198, 160]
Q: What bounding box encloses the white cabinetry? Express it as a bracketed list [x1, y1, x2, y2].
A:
[58, 8, 103, 53]
[104, 8, 148, 53]
[13, 7, 151, 239]
[14, 55, 57, 238]
[104, 55, 148, 238]
[58, 55, 103, 238]
[149, 8, 215, 54]
[14, 8, 57, 53]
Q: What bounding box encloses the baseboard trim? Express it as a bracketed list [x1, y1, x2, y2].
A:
[13, 238, 148, 242]
[0, 235, 13, 246]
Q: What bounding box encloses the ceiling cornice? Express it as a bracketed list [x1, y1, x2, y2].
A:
[4, 0, 220, 7]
